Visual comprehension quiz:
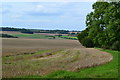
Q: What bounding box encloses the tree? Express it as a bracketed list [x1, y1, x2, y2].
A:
[78, 1, 120, 51]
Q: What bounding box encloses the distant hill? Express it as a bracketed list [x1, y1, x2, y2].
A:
[1, 27, 33, 34]
[0, 27, 81, 35]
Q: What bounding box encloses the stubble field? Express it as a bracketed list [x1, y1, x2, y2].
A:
[2, 38, 113, 78]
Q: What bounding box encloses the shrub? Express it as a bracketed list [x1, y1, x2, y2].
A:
[81, 37, 94, 48]
[101, 45, 110, 49]
[0, 34, 18, 38]
[77, 29, 88, 43]
[111, 41, 120, 51]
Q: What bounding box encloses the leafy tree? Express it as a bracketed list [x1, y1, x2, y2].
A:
[78, 1, 120, 51]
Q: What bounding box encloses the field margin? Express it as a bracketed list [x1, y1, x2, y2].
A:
[8, 48, 119, 79]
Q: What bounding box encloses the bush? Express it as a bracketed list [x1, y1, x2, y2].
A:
[0, 34, 18, 38]
[111, 41, 120, 51]
[101, 45, 110, 49]
[81, 37, 94, 48]
[77, 29, 88, 43]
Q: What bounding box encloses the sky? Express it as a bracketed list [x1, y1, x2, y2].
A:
[1, 2, 94, 31]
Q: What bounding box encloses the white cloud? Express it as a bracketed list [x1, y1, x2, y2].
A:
[0, 8, 2, 13]
[11, 19, 51, 22]
[11, 14, 22, 18]
[34, 3, 63, 13]
[35, 5, 45, 12]
[2, 2, 94, 30]
[25, 3, 67, 16]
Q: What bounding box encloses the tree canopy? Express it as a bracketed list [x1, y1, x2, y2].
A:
[78, 1, 120, 51]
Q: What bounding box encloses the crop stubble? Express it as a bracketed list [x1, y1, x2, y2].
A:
[2, 38, 113, 78]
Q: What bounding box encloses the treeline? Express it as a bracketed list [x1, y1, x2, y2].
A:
[33, 30, 69, 34]
[78, 1, 120, 51]
[1, 27, 80, 34]
[1, 27, 34, 34]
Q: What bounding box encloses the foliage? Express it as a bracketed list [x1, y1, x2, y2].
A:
[77, 28, 88, 42]
[1, 27, 79, 34]
[77, 1, 120, 51]
[111, 41, 120, 51]
[60, 36, 78, 40]
[0, 34, 18, 38]
[1, 27, 34, 34]
[81, 37, 94, 48]
[20, 29, 33, 34]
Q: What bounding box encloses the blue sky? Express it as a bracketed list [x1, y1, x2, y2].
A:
[1, 2, 94, 31]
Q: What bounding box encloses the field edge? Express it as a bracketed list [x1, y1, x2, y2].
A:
[12, 48, 119, 78]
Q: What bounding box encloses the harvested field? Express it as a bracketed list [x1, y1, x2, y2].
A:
[1, 31, 23, 34]
[34, 33, 68, 36]
[2, 38, 83, 56]
[2, 38, 113, 78]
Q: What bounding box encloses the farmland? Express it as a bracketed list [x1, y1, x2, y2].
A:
[1, 30, 117, 78]
[1, 1, 119, 78]
[2, 38, 113, 78]
[1, 31, 78, 40]
[1, 31, 54, 39]
[2, 38, 82, 56]
[42, 49, 118, 78]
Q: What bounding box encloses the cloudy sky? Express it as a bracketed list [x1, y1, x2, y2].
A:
[1, 2, 94, 31]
